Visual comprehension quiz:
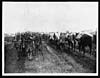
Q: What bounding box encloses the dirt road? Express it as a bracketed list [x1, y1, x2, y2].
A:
[5, 41, 96, 73]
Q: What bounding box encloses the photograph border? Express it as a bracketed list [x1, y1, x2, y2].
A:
[2, 1, 99, 76]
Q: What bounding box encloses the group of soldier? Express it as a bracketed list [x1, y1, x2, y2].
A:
[10, 31, 96, 61]
[13, 32, 42, 60]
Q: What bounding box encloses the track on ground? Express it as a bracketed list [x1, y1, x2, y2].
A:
[4, 40, 96, 73]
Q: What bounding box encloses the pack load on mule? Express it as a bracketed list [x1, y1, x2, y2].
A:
[46, 30, 96, 56]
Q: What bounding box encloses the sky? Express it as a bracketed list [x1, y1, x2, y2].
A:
[3, 2, 98, 33]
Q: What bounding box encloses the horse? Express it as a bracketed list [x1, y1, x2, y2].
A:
[78, 34, 92, 55]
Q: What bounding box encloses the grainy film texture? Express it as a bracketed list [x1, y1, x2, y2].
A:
[3, 2, 98, 75]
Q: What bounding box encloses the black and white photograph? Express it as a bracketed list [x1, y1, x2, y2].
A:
[2, 2, 98, 76]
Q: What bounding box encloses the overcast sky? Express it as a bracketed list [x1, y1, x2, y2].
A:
[3, 2, 98, 33]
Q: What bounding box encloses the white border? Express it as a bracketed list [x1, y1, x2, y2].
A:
[2, 2, 98, 76]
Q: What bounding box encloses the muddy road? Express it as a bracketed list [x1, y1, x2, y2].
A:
[4, 41, 96, 73]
